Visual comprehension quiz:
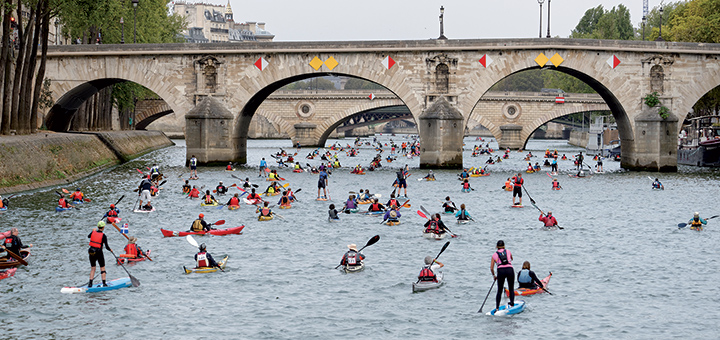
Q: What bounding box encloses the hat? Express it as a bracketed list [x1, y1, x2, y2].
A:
[199, 213, 204, 218]
[424, 256, 433, 265]
[496, 240, 504, 247]
[129, 236, 137, 244]
[389, 210, 397, 218]
[219, 181, 223, 184]
[97, 221, 106, 228]
[347, 244, 357, 251]
[110, 204, 115, 208]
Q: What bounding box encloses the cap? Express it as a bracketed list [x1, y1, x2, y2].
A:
[97, 221, 106, 228]
[347, 244, 357, 251]
[199, 213, 204, 218]
[496, 240, 504, 247]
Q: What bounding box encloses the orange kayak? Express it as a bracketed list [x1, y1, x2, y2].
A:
[505, 272, 552, 297]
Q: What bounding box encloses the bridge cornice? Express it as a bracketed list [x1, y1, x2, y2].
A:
[44, 38, 720, 57]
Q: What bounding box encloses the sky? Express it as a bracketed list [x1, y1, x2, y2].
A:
[218, 0, 653, 41]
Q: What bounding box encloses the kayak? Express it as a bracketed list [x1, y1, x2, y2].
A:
[160, 225, 245, 237]
[384, 220, 401, 226]
[443, 211, 455, 214]
[552, 187, 562, 190]
[72, 200, 84, 205]
[461, 188, 471, 193]
[0, 207, 6, 211]
[0, 268, 17, 281]
[365, 211, 384, 216]
[292, 169, 304, 173]
[106, 217, 122, 223]
[279, 205, 292, 209]
[200, 201, 219, 207]
[315, 197, 328, 201]
[265, 192, 280, 196]
[343, 261, 365, 273]
[225, 169, 236, 172]
[351, 172, 366, 175]
[133, 207, 156, 213]
[329, 217, 340, 222]
[243, 198, 261, 205]
[183, 256, 228, 274]
[56, 206, 73, 212]
[227, 205, 240, 210]
[412, 271, 444, 293]
[0, 250, 30, 269]
[506, 273, 552, 297]
[486, 300, 526, 316]
[61, 277, 132, 294]
[542, 225, 559, 231]
[422, 232, 447, 240]
[469, 173, 490, 177]
[117, 250, 152, 265]
[258, 215, 274, 221]
[457, 219, 471, 224]
[343, 208, 359, 214]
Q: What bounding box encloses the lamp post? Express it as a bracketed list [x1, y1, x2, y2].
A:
[656, 7, 664, 41]
[546, 0, 551, 38]
[642, 16, 646, 41]
[54, 19, 59, 45]
[132, 0, 139, 43]
[438, 6, 447, 39]
[537, 0, 544, 38]
[120, 17, 125, 44]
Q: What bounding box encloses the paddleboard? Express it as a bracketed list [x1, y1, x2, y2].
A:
[486, 300, 526, 316]
[316, 198, 328, 201]
[510, 205, 524, 208]
[61, 277, 132, 294]
[133, 207, 156, 213]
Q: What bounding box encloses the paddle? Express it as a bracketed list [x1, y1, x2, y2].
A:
[529, 202, 564, 230]
[110, 222, 153, 261]
[420, 205, 458, 238]
[678, 215, 719, 228]
[101, 195, 125, 220]
[478, 279, 496, 313]
[108, 250, 141, 287]
[1, 246, 28, 266]
[186, 235, 224, 272]
[416, 241, 450, 283]
[334, 235, 380, 269]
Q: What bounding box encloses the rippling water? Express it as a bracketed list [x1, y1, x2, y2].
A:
[1, 136, 719, 339]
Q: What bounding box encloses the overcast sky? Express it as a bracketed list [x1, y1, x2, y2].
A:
[221, 0, 652, 41]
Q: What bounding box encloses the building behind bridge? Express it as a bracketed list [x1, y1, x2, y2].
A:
[173, 1, 274, 43]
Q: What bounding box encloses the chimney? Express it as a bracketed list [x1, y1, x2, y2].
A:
[257, 22, 265, 31]
[246, 21, 256, 34]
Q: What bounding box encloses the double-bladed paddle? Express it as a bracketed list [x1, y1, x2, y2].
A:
[678, 215, 719, 228]
[420, 205, 458, 238]
[334, 235, 380, 269]
[186, 235, 224, 272]
[416, 241, 450, 284]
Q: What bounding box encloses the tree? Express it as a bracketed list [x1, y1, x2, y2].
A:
[570, 4, 633, 40]
[570, 5, 605, 38]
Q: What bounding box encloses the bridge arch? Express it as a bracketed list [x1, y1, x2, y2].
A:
[134, 99, 174, 130]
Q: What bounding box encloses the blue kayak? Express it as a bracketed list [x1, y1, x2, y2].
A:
[72, 200, 84, 205]
[486, 300, 526, 316]
[55, 206, 72, 212]
[0, 207, 6, 211]
[365, 211, 384, 215]
[61, 277, 132, 294]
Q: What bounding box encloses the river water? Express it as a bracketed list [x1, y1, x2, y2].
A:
[1, 136, 718, 339]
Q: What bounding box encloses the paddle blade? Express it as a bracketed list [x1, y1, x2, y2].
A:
[364, 235, 380, 248]
[438, 241, 450, 255]
[129, 275, 141, 287]
[417, 210, 427, 219]
[136, 169, 144, 174]
[295, 188, 302, 193]
[62, 188, 70, 193]
[186, 235, 199, 248]
[678, 223, 688, 228]
[115, 195, 125, 205]
[420, 205, 431, 217]
[214, 220, 226, 226]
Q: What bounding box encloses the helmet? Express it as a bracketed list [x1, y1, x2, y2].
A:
[76, 188, 81, 191]
[97, 221, 106, 228]
[694, 212, 699, 217]
[110, 204, 115, 208]
[199, 243, 206, 251]
[199, 213, 204, 218]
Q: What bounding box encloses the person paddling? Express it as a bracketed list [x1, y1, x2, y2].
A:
[189, 214, 211, 232]
[539, 211, 559, 229]
[442, 196, 457, 213]
[70, 188, 85, 203]
[189, 155, 198, 179]
[278, 191, 292, 208]
[103, 204, 121, 223]
[58, 194, 74, 209]
[424, 214, 448, 235]
[226, 193, 241, 208]
[88, 221, 112, 287]
[423, 170, 435, 180]
[257, 201, 274, 219]
[383, 207, 401, 224]
[339, 243, 365, 269]
[517, 261, 545, 289]
[1, 228, 32, 260]
[343, 195, 357, 212]
[652, 178, 664, 190]
[455, 204, 472, 221]
[246, 188, 263, 203]
[511, 173, 523, 206]
[195, 243, 218, 269]
[418, 256, 444, 283]
[187, 186, 200, 199]
[328, 204, 340, 221]
[551, 178, 562, 190]
[491, 240, 515, 311]
[367, 198, 385, 212]
[461, 179, 472, 192]
[201, 190, 218, 205]
[121, 237, 146, 260]
[689, 212, 707, 231]
[216, 182, 228, 195]
[138, 175, 153, 210]
[317, 167, 329, 199]
[182, 180, 191, 194]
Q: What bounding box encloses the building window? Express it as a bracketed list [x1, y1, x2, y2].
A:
[650, 65, 664, 94]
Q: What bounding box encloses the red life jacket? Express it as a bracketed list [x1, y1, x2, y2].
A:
[196, 252, 209, 267]
[71, 192, 83, 200]
[59, 198, 68, 208]
[248, 193, 261, 200]
[514, 177, 524, 186]
[462, 182, 470, 189]
[229, 197, 239, 205]
[388, 199, 398, 207]
[189, 189, 199, 198]
[204, 196, 213, 204]
[226, 165, 232, 170]
[370, 203, 381, 211]
[124, 243, 138, 257]
[418, 266, 437, 282]
[552, 181, 560, 188]
[107, 209, 118, 217]
[260, 208, 271, 216]
[425, 221, 439, 234]
[89, 230, 104, 249]
[345, 251, 360, 266]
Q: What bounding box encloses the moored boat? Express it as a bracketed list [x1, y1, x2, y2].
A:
[160, 225, 245, 237]
[412, 271, 444, 292]
[183, 256, 228, 274]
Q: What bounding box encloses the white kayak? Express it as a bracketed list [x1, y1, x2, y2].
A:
[412, 271, 444, 293]
[457, 219, 472, 224]
[133, 207, 155, 213]
[422, 232, 447, 240]
[343, 261, 365, 273]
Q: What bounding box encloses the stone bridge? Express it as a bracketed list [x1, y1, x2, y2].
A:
[143, 89, 608, 143]
[41, 39, 720, 170]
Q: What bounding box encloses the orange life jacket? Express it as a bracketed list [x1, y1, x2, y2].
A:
[124, 243, 138, 257]
[89, 230, 104, 249]
[59, 198, 69, 208]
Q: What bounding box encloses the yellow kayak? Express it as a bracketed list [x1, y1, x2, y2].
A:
[183, 256, 228, 274]
[258, 215, 274, 221]
[200, 201, 218, 207]
[385, 221, 401, 226]
[279, 205, 292, 209]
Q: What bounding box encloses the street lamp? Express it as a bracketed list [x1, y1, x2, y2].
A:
[55, 19, 59, 45]
[537, 0, 544, 38]
[656, 7, 664, 41]
[546, 0, 551, 38]
[438, 6, 447, 39]
[132, 0, 139, 43]
[120, 17, 125, 44]
[642, 15, 646, 41]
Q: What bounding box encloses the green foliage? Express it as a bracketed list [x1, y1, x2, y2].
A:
[658, 106, 670, 119]
[644, 92, 661, 108]
[542, 70, 594, 93]
[39, 79, 54, 110]
[666, 0, 720, 43]
[112, 82, 157, 113]
[343, 78, 385, 90]
[570, 5, 634, 40]
[489, 69, 595, 94]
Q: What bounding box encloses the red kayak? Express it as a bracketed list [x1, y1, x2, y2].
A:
[160, 225, 245, 237]
[0, 268, 17, 281]
[107, 217, 122, 223]
[505, 272, 552, 297]
[116, 250, 151, 265]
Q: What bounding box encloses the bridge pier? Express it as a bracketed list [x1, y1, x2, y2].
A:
[622, 106, 679, 172]
[292, 123, 321, 147]
[497, 124, 524, 150]
[419, 98, 463, 169]
[185, 97, 237, 166]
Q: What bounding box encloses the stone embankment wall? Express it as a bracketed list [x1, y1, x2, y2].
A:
[0, 131, 173, 194]
[568, 130, 588, 148]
